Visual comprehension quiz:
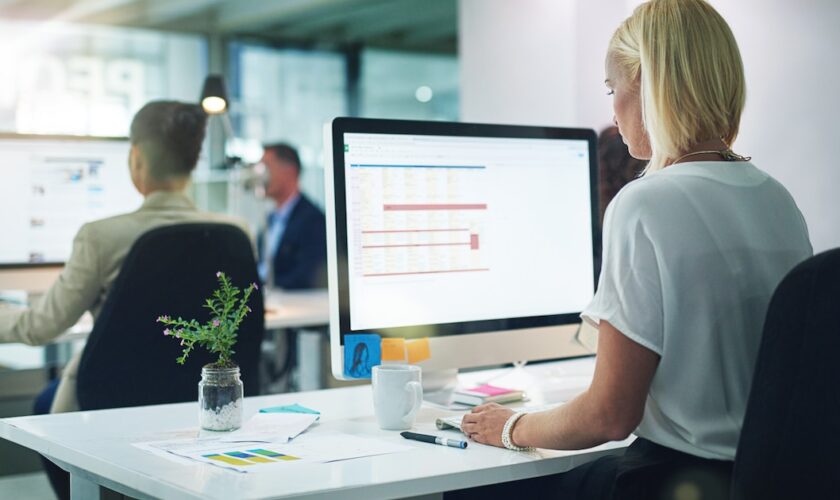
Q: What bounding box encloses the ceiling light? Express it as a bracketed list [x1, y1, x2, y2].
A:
[200, 74, 228, 114]
[415, 86, 433, 103]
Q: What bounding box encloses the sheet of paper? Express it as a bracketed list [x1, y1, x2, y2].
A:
[134, 430, 412, 473]
[132, 436, 263, 470]
[219, 412, 319, 443]
[266, 431, 412, 465]
[132, 441, 201, 466]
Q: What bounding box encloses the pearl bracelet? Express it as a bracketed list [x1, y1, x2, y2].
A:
[501, 412, 533, 451]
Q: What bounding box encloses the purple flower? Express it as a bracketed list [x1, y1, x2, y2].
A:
[252, 282, 259, 290]
[163, 329, 170, 336]
[174, 332, 180, 339]
[216, 271, 222, 278]
[212, 319, 220, 327]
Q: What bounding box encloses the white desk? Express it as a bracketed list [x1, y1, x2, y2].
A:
[0, 358, 631, 500]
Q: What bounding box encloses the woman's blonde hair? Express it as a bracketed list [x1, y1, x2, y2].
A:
[608, 0, 746, 174]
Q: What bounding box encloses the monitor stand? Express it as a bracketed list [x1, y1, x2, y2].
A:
[421, 368, 460, 407]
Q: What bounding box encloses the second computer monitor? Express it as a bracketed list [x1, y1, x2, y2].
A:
[0, 134, 142, 267]
[326, 118, 599, 380]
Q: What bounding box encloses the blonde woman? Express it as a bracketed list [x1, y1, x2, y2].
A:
[455, 0, 812, 498]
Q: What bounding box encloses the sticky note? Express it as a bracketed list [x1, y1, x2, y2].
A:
[406, 338, 431, 364]
[259, 403, 320, 415]
[344, 333, 381, 379]
[381, 338, 406, 361]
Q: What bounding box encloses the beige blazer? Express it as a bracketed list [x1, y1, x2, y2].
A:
[0, 190, 253, 412]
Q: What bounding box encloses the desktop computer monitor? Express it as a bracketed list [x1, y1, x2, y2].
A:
[0, 134, 143, 291]
[325, 118, 599, 384]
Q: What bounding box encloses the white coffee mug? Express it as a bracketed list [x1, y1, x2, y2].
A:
[372, 365, 423, 430]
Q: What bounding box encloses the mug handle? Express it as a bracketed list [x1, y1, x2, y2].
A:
[402, 381, 423, 425]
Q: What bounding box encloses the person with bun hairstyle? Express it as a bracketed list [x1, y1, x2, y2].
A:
[0, 101, 252, 414]
[454, 1, 812, 498]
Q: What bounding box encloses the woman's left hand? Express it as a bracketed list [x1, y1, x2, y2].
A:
[460, 403, 515, 447]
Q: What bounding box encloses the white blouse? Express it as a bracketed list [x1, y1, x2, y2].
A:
[582, 161, 812, 460]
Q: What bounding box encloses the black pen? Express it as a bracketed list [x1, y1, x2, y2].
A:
[400, 431, 468, 449]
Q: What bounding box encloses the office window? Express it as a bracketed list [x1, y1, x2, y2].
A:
[0, 20, 207, 136]
[230, 43, 348, 209]
[359, 48, 459, 121]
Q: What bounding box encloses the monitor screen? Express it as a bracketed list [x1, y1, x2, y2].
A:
[0, 135, 143, 266]
[327, 118, 599, 380]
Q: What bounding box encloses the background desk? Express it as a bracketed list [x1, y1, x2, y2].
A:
[0, 358, 631, 500]
[0, 288, 329, 373]
[55, 287, 330, 343]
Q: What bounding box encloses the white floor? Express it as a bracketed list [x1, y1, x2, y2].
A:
[0, 472, 55, 500]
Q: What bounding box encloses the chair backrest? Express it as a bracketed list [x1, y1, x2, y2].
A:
[77, 223, 265, 411]
[731, 248, 840, 499]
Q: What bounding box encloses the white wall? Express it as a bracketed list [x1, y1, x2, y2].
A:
[711, 0, 840, 253]
[459, 0, 577, 126]
[459, 0, 628, 129]
[459, 0, 840, 252]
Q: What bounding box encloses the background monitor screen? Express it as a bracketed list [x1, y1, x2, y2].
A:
[0, 135, 143, 266]
[327, 118, 600, 378]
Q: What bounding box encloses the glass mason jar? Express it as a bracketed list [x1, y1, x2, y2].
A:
[198, 365, 244, 431]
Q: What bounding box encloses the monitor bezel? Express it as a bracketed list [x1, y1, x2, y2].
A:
[330, 117, 600, 346]
[0, 133, 130, 268]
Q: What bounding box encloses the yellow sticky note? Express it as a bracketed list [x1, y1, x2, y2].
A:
[381, 338, 406, 361]
[406, 338, 431, 364]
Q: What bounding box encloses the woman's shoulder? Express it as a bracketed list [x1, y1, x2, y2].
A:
[605, 175, 666, 220]
[609, 161, 781, 210]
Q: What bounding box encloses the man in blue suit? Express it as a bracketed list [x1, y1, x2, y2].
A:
[258, 143, 327, 289]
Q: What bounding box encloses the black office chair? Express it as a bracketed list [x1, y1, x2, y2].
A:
[731, 248, 840, 499]
[76, 222, 265, 410]
[41, 223, 264, 500]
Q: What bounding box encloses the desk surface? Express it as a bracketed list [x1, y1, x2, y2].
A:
[0, 358, 630, 500]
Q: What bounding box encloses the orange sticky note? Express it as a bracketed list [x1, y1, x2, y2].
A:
[381, 338, 406, 361]
[406, 338, 431, 364]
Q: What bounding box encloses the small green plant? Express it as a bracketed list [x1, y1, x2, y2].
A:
[157, 271, 258, 367]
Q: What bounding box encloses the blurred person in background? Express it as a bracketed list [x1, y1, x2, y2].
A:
[0, 100, 252, 500]
[258, 143, 327, 290]
[597, 125, 647, 227]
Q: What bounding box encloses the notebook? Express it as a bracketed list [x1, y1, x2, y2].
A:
[451, 384, 524, 406]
